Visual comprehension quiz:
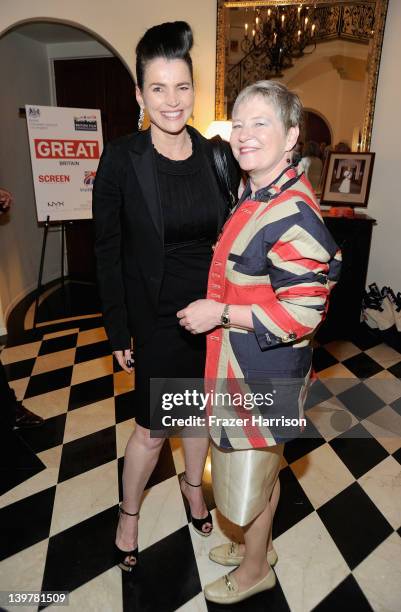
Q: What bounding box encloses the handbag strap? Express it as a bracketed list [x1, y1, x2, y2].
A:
[209, 135, 238, 209]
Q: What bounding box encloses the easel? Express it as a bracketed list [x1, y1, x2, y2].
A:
[33, 215, 71, 328]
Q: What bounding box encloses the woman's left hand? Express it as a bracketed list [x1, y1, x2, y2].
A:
[177, 299, 223, 334]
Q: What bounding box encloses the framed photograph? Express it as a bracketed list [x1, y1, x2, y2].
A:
[320, 152, 375, 207]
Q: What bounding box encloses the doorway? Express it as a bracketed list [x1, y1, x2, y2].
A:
[304, 110, 332, 147]
[53, 55, 139, 280]
[0, 21, 140, 331]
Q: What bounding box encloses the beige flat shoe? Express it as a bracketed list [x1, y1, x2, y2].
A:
[209, 541, 278, 567]
[204, 569, 276, 604]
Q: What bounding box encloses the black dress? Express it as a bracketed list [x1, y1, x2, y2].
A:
[134, 134, 222, 429]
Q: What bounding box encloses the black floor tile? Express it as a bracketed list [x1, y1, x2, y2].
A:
[58, 426, 116, 482]
[0, 486, 56, 561]
[122, 526, 201, 612]
[37, 282, 100, 325]
[115, 391, 136, 424]
[329, 424, 389, 479]
[68, 374, 114, 410]
[5, 329, 42, 348]
[312, 347, 339, 373]
[388, 360, 401, 379]
[283, 418, 325, 464]
[74, 340, 111, 364]
[317, 482, 393, 570]
[146, 440, 176, 489]
[393, 447, 401, 465]
[350, 324, 382, 351]
[342, 353, 384, 379]
[39, 334, 78, 356]
[337, 383, 385, 420]
[42, 505, 117, 596]
[391, 395, 401, 416]
[312, 574, 373, 611]
[272, 466, 314, 539]
[304, 378, 333, 410]
[18, 413, 67, 454]
[0, 429, 46, 495]
[3, 358, 35, 381]
[24, 366, 73, 399]
[78, 316, 104, 331]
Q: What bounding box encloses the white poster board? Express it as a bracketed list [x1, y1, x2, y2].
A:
[25, 105, 103, 222]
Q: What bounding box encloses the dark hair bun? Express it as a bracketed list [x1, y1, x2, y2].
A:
[136, 21, 194, 89]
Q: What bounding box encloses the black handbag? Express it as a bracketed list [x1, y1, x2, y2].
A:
[210, 135, 240, 209]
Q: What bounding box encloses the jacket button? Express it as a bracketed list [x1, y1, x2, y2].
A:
[288, 332, 297, 340]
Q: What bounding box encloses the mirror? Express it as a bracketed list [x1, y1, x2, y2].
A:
[216, 0, 389, 153]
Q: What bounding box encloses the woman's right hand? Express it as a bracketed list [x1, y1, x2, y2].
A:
[113, 349, 134, 373]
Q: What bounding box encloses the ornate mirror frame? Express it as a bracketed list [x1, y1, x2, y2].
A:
[215, 0, 389, 150]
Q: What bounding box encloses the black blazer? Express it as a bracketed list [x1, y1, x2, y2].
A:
[93, 126, 239, 351]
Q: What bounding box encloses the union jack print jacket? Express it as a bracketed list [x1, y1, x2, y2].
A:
[205, 165, 342, 449]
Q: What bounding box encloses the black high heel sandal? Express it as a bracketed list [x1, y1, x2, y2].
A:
[115, 505, 139, 572]
[180, 473, 213, 537]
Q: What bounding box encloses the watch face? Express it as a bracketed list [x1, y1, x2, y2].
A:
[221, 314, 230, 327]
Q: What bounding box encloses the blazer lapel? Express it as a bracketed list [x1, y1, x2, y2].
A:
[128, 129, 163, 241]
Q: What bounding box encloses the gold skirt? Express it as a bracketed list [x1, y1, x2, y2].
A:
[211, 442, 284, 527]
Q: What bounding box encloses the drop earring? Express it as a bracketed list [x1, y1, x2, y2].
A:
[138, 107, 145, 131]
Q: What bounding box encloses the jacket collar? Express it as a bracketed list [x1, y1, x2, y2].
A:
[128, 127, 152, 154]
[128, 128, 162, 240]
[240, 164, 302, 204]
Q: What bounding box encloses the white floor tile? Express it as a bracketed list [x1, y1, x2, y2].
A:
[50, 460, 119, 536]
[362, 406, 401, 454]
[291, 443, 355, 508]
[274, 512, 350, 612]
[138, 476, 188, 551]
[306, 396, 359, 441]
[0, 540, 49, 612]
[63, 397, 116, 443]
[47, 567, 122, 612]
[358, 455, 401, 530]
[354, 532, 401, 612]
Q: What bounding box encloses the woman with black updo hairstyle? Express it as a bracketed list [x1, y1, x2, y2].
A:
[93, 21, 239, 572]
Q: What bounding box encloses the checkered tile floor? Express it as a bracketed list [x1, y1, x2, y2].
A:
[1, 313, 401, 612]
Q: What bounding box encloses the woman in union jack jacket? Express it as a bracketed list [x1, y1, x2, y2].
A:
[177, 80, 341, 605]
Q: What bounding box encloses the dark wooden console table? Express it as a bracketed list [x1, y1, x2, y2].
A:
[317, 212, 376, 342]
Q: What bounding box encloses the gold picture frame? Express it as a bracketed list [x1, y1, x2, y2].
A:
[215, 0, 389, 151]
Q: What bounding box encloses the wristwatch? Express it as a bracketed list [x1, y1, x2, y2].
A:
[220, 304, 231, 328]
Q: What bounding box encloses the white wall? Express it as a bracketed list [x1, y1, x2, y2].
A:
[0, 0, 217, 133]
[0, 32, 60, 333]
[367, 0, 401, 290]
[0, 0, 218, 331]
[283, 40, 367, 147]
